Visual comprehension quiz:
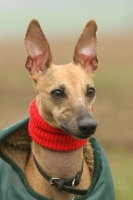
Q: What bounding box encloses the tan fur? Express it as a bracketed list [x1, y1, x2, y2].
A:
[0, 125, 31, 171]
[24, 19, 98, 200]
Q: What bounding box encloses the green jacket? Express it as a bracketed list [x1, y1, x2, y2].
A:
[0, 118, 115, 200]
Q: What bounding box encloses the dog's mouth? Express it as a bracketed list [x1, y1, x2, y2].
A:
[70, 132, 95, 140]
[60, 123, 96, 140]
[72, 134, 91, 140]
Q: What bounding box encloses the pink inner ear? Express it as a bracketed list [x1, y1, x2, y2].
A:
[25, 53, 47, 74]
[27, 41, 44, 59]
[78, 53, 98, 72]
[34, 53, 47, 72]
[78, 43, 98, 72]
[25, 40, 49, 74]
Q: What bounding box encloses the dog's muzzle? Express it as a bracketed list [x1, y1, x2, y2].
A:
[78, 118, 97, 137]
[60, 117, 97, 140]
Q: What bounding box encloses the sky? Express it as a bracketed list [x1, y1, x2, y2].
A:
[0, 0, 133, 39]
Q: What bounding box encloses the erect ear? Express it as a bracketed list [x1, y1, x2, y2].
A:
[25, 19, 52, 75]
[73, 20, 98, 75]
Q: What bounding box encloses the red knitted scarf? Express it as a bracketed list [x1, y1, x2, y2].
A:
[28, 99, 89, 152]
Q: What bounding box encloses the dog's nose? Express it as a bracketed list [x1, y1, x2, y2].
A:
[78, 118, 97, 136]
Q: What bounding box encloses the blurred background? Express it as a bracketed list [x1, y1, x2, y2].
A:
[0, 0, 133, 199]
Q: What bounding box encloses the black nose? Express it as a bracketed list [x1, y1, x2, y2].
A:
[78, 118, 97, 136]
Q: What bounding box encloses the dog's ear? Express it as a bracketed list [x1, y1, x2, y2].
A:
[25, 19, 52, 75]
[73, 20, 98, 75]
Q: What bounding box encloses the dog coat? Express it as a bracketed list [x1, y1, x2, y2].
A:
[0, 118, 115, 200]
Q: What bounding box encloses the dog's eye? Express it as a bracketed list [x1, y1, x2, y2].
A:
[86, 87, 95, 98]
[51, 89, 64, 99]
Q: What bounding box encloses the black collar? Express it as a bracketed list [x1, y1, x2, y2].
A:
[33, 156, 88, 195]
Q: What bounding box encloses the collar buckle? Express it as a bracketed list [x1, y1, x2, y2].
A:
[72, 178, 76, 187]
[50, 178, 60, 186]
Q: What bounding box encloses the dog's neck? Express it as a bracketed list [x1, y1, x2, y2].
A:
[32, 141, 84, 181]
[26, 141, 91, 200]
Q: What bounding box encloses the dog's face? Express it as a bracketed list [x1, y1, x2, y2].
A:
[25, 19, 98, 139]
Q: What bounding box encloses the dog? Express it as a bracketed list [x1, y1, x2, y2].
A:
[25, 19, 97, 199]
[0, 19, 115, 200]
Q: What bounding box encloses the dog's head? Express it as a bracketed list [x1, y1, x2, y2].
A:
[25, 19, 98, 140]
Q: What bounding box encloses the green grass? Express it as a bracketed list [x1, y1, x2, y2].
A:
[94, 66, 133, 90]
[104, 145, 133, 200]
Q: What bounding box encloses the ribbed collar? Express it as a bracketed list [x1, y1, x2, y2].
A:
[28, 98, 87, 151]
